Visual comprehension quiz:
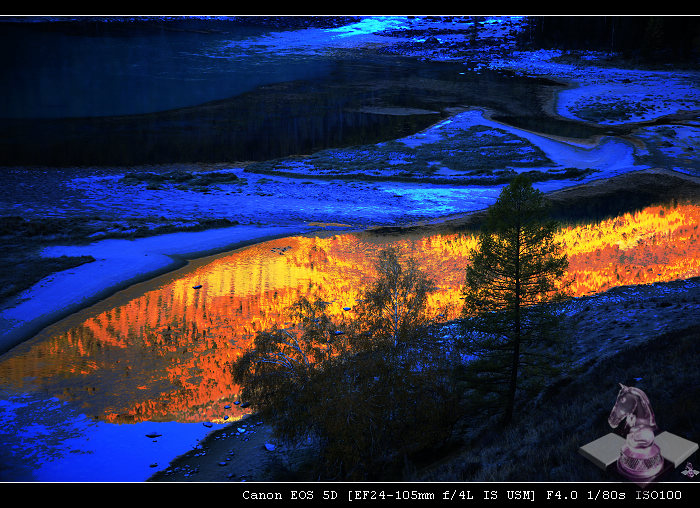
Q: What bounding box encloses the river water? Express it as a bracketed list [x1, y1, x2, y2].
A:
[0, 18, 336, 119]
[0, 231, 420, 481]
[0, 17, 606, 168]
[2, 205, 699, 481]
[0, 17, 639, 482]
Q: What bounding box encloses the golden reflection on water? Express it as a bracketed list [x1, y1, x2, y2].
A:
[0, 203, 698, 423]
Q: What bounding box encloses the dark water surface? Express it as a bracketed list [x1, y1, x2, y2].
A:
[0, 20, 331, 119]
[0, 18, 605, 167]
[0, 18, 616, 481]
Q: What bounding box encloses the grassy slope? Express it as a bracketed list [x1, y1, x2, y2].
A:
[271, 169, 700, 482]
[415, 324, 700, 482]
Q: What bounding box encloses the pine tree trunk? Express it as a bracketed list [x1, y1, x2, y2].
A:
[503, 221, 522, 426]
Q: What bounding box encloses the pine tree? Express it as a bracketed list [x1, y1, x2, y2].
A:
[459, 174, 571, 426]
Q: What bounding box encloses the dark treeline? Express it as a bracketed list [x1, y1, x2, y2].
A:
[521, 16, 700, 62]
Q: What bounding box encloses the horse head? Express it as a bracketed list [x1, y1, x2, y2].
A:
[608, 384, 663, 480]
[608, 383, 636, 428]
[628, 385, 657, 430]
[608, 383, 657, 430]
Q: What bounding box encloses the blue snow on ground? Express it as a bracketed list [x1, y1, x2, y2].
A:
[0, 391, 228, 481]
[325, 16, 413, 37]
[1, 15, 698, 482]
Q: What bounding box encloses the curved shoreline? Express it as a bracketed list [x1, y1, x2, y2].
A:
[0, 224, 325, 355]
[0, 105, 667, 356]
[3, 167, 698, 360]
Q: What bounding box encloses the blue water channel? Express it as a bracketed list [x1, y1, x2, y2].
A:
[0, 18, 334, 119]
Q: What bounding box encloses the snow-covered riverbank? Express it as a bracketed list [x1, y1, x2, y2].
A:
[0, 102, 657, 354]
[0, 224, 319, 354]
[1, 15, 698, 483]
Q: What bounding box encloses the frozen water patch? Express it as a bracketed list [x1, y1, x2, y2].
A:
[402, 109, 645, 179]
[0, 390, 227, 481]
[217, 16, 416, 57]
[218, 16, 525, 58]
[326, 16, 413, 37]
[487, 49, 700, 127]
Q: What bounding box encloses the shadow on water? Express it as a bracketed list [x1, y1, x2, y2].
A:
[0, 19, 609, 167]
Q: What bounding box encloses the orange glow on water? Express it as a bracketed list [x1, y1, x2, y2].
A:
[560, 204, 700, 295]
[0, 202, 697, 423]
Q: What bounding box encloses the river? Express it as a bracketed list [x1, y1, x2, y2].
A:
[2, 199, 700, 480]
[0, 17, 610, 168]
[0, 16, 693, 482]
